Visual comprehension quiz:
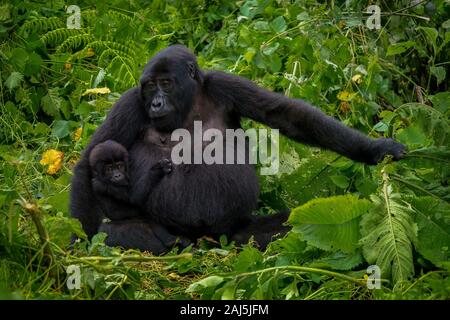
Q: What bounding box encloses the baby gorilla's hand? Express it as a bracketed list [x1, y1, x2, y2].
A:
[153, 158, 173, 174]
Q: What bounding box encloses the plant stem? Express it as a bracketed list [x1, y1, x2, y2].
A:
[66, 252, 192, 264]
[231, 266, 371, 287]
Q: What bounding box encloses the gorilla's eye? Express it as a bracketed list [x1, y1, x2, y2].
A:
[116, 162, 125, 171]
[160, 79, 172, 91]
[146, 80, 157, 92]
[104, 164, 113, 175]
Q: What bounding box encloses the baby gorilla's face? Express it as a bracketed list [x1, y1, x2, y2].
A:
[102, 161, 128, 186]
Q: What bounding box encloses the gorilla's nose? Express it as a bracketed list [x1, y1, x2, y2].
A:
[151, 97, 164, 110]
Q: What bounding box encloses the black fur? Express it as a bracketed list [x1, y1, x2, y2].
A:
[71, 45, 406, 251]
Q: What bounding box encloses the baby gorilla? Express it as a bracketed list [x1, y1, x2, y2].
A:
[89, 140, 185, 253]
[89, 140, 173, 220]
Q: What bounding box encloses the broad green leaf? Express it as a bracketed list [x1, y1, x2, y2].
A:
[261, 42, 279, 55]
[289, 195, 372, 252]
[51, 120, 70, 138]
[293, 219, 361, 252]
[289, 194, 371, 225]
[429, 92, 450, 114]
[5, 71, 23, 91]
[271, 16, 286, 33]
[253, 21, 269, 31]
[411, 197, 450, 267]
[430, 66, 446, 84]
[41, 88, 61, 117]
[330, 175, 349, 189]
[386, 41, 415, 56]
[8, 47, 28, 72]
[296, 12, 309, 21]
[396, 125, 429, 147]
[45, 214, 86, 247]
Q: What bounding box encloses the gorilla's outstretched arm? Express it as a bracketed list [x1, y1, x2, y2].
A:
[205, 71, 405, 165]
[71, 88, 146, 239]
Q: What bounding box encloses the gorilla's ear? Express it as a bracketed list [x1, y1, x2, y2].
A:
[187, 61, 196, 79]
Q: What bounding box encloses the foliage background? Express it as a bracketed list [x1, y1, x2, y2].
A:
[0, 0, 449, 299]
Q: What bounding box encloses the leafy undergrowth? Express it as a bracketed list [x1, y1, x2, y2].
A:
[0, 1, 449, 299]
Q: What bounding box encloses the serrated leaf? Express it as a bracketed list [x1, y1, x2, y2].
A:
[41, 88, 61, 117]
[5, 71, 23, 91]
[360, 186, 417, 286]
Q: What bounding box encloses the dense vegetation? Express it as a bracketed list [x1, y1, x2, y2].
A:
[0, 0, 449, 300]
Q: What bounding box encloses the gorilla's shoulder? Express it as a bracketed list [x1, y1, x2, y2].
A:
[111, 87, 141, 111]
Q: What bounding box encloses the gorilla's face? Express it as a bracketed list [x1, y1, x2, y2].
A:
[140, 46, 201, 131]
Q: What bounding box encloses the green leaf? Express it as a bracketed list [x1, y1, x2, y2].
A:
[186, 276, 224, 293]
[41, 88, 62, 117]
[312, 251, 364, 271]
[8, 47, 28, 72]
[24, 52, 42, 77]
[270, 16, 286, 33]
[430, 66, 446, 84]
[51, 120, 70, 138]
[429, 92, 450, 114]
[289, 194, 371, 225]
[296, 12, 309, 21]
[293, 219, 361, 252]
[396, 125, 429, 147]
[411, 197, 450, 267]
[386, 41, 415, 56]
[289, 195, 372, 252]
[4, 71, 23, 91]
[234, 245, 263, 272]
[360, 186, 417, 285]
[253, 21, 269, 31]
[46, 190, 70, 214]
[45, 214, 86, 247]
[262, 42, 279, 55]
[330, 175, 349, 189]
[373, 121, 388, 132]
[416, 27, 438, 51]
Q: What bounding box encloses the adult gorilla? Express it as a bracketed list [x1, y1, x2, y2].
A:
[71, 45, 405, 251]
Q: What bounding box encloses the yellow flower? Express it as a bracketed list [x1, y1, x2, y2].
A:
[86, 47, 95, 57]
[337, 90, 356, 102]
[351, 74, 363, 84]
[81, 87, 111, 96]
[73, 127, 82, 141]
[64, 62, 72, 70]
[40, 149, 64, 175]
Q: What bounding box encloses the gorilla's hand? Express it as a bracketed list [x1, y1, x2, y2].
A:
[370, 138, 407, 164]
[152, 158, 173, 175]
